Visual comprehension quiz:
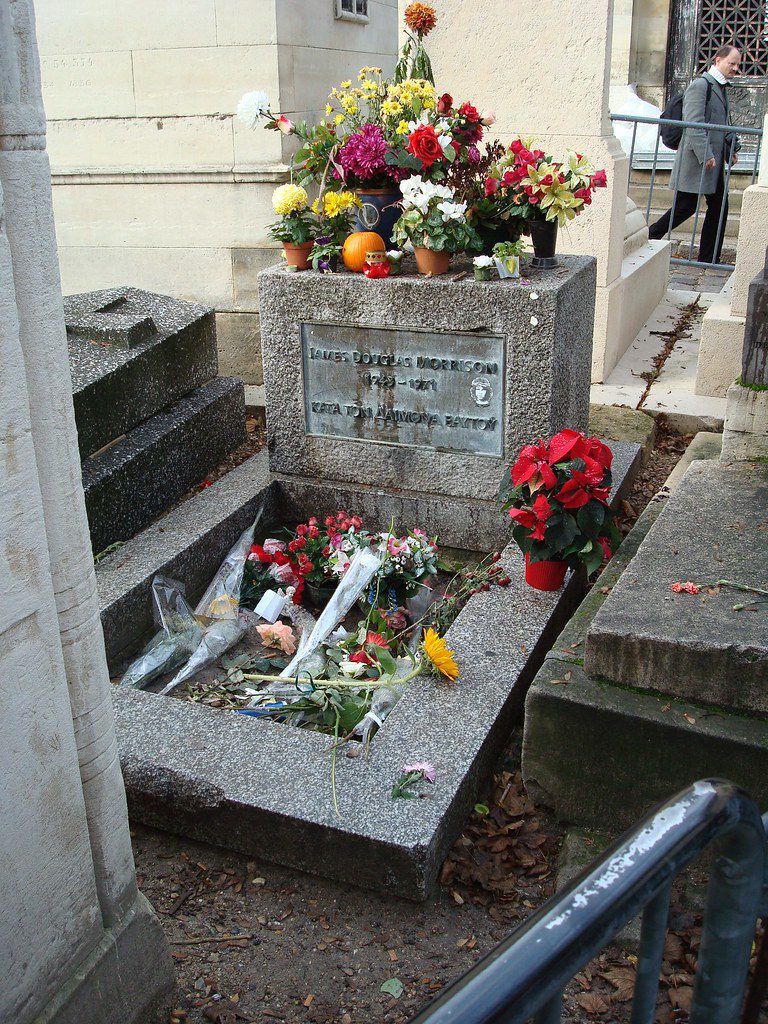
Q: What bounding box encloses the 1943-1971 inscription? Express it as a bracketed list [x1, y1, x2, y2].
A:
[301, 322, 505, 457]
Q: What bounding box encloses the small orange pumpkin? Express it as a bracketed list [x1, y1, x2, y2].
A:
[342, 231, 386, 273]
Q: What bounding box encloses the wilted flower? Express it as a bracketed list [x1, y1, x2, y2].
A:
[402, 761, 436, 783]
[257, 621, 296, 655]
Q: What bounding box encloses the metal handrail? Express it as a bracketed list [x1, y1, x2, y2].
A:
[409, 780, 766, 1024]
[612, 111, 764, 135]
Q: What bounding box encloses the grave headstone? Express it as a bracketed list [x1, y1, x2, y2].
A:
[741, 247, 768, 387]
[721, 247, 768, 461]
[257, 258, 597, 547]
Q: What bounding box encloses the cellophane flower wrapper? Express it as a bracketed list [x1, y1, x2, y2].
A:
[280, 547, 384, 681]
[159, 517, 263, 695]
[119, 576, 203, 689]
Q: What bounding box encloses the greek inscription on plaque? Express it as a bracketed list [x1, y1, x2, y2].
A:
[302, 322, 505, 457]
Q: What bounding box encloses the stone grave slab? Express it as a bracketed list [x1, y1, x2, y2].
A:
[65, 287, 218, 457]
[258, 257, 596, 504]
[105, 443, 638, 897]
[83, 376, 245, 555]
[523, 491, 768, 831]
[584, 460, 768, 715]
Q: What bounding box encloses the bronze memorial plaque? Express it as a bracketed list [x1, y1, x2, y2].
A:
[301, 322, 505, 457]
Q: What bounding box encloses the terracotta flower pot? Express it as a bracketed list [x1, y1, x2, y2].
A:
[414, 247, 450, 276]
[282, 241, 313, 271]
[524, 553, 567, 591]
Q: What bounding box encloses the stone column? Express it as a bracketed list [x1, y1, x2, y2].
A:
[417, 0, 670, 382]
[0, 0, 136, 925]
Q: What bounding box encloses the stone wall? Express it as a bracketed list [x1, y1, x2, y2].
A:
[36, 0, 399, 384]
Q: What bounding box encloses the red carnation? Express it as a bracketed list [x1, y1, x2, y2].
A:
[349, 650, 373, 665]
[407, 124, 444, 169]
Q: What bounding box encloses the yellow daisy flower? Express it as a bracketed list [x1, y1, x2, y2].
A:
[325, 103, 333, 116]
[340, 79, 352, 89]
[422, 628, 459, 682]
[334, 113, 345, 125]
[395, 119, 410, 136]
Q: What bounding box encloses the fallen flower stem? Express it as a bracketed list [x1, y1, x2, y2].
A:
[714, 579, 768, 598]
[170, 934, 255, 945]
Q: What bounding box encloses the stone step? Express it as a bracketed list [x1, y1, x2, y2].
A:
[584, 460, 768, 716]
[83, 375, 246, 556]
[66, 287, 218, 458]
[522, 489, 768, 832]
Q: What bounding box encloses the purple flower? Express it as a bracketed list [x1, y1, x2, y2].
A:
[468, 146, 481, 163]
[318, 259, 331, 273]
[338, 123, 390, 182]
[315, 235, 332, 245]
[402, 761, 436, 783]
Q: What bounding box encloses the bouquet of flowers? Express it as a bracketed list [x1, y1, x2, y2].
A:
[484, 137, 608, 227]
[391, 175, 481, 253]
[241, 539, 304, 608]
[376, 528, 439, 590]
[498, 429, 619, 575]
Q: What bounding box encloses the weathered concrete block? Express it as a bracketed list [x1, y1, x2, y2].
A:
[83, 376, 245, 554]
[522, 657, 768, 832]
[721, 382, 768, 461]
[215, 310, 263, 384]
[258, 257, 597, 502]
[66, 286, 217, 457]
[584, 461, 768, 715]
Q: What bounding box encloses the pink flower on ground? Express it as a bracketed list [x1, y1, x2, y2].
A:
[402, 761, 436, 783]
[670, 581, 700, 594]
[257, 621, 296, 655]
[269, 561, 298, 586]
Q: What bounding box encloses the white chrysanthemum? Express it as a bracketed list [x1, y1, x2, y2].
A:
[473, 255, 494, 268]
[237, 90, 271, 130]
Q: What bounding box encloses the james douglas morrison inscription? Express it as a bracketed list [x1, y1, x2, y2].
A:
[302, 323, 505, 457]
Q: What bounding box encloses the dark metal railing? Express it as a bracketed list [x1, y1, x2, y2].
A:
[611, 111, 763, 271]
[410, 780, 766, 1024]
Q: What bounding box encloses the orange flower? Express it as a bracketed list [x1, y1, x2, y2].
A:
[404, 2, 437, 35]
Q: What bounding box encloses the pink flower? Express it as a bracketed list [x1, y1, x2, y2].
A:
[485, 176, 499, 197]
[338, 123, 390, 182]
[262, 538, 287, 555]
[591, 168, 607, 189]
[257, 621, 296, 655]
[276, 114, 294, 134]
[671, 581, 700, 594]
[481, 110, 496, 127]
[402, 761, 436, 783]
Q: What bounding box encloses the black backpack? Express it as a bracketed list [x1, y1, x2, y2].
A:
[660, 79, 712, 150]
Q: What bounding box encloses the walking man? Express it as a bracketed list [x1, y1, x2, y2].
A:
[649, 44, 741, 264]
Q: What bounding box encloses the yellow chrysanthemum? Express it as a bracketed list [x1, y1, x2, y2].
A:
[325, 103, 333, 116]
[334, 113, 345, 125]
[395, 119, 410, 136]
[322, 190, 361, 217]
[340, 79, 352, 89]
[272, 183, 308, 216]
[341, 96, 357, 115]
[311, 198, 320, 215]
[381, 100, 403, 117]
[422, 628, 459, 682]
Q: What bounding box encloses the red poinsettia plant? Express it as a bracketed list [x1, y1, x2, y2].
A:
[498, 429, 620, 575]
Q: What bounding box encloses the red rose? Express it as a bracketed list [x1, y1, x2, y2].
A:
[407, 124, 444, 169]
[575, 186, 592, 205]
[437, 92, 453, 114]
[458, 101, 480, 123]
[485, 176, 499, 197]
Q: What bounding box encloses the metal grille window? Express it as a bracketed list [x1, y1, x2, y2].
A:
[696, 0, 768, 76]
[335, 0, 369, 21]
